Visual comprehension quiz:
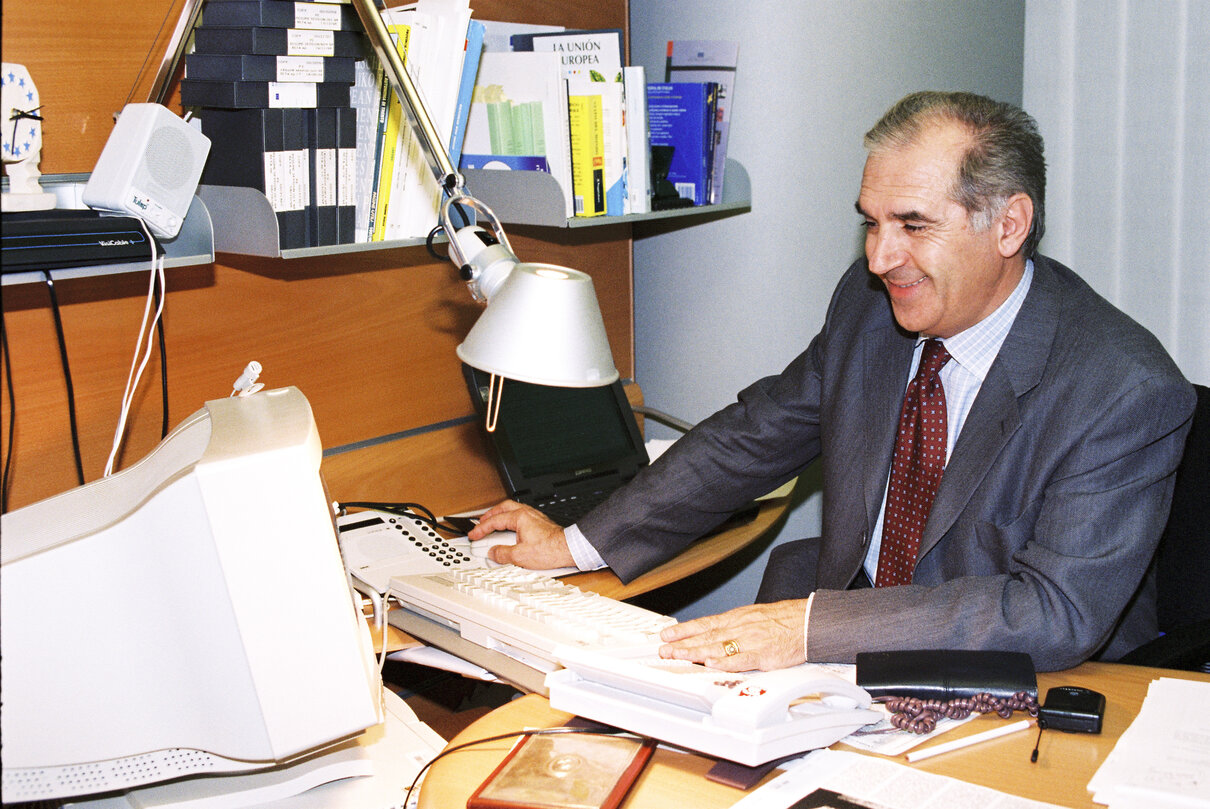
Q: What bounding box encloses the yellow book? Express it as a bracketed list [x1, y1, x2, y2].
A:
[567, 93, 606, 217]
[371, 22, 411, 241]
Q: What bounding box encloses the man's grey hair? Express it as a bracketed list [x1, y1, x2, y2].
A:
[865, 91, 1046, 258]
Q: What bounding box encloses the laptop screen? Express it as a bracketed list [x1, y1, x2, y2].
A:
[462, 364, 648, 500]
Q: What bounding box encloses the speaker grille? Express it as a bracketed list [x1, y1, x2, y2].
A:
[145, 126, 195, 190]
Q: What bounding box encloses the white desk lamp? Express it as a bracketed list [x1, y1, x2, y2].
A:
[350, 0, 619, 397]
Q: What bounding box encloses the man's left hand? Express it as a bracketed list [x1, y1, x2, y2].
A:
[658, 599, 809, 672]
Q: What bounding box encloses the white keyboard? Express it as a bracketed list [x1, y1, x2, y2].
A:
[387, 565, 677, 672]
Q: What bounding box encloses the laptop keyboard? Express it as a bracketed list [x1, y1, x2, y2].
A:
[526, 488, 614, 526]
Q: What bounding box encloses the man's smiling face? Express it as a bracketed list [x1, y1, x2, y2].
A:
[856, 120, 1025, 338]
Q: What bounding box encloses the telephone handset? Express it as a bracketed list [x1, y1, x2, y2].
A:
[710, 665, 873, 731]
[547, 645, 883, 765]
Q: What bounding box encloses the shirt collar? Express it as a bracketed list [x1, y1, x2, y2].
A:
[924, 259, 1034, 381]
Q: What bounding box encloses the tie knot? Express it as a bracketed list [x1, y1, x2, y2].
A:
[919, 339, 951, 377]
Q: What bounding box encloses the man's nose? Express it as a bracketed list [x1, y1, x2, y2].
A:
[866, 227, 906, 276]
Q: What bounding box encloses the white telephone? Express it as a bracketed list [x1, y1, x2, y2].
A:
[546, 644, 883, 766]
[336, 509, 481, 595]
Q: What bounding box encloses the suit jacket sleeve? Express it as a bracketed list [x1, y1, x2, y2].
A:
[573, 266, 867, 582]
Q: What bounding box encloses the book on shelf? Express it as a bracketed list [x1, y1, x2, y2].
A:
[567, 78, 626, 216]
[367, 16, 411, 241]
[192, 26, 365, 57]
[511, 28, 624, 83]
[645, 81, 717, 207]
[180, 79, 351, 108]
[517, 28, 627, 216]
[184, 53, 357, 83]
[478, 20, 563, 53]
[364, 0, 472, 241]
[199, 107, 312, 249]
[336, 106, 358, 244]
[309, 107, 339, 246]
[622, 65, 651, 215]
[447, 17, 485, 167]
[665, 40, 739, 205]
[567, 92, 606, 217]
[198, 0, 359, 31]
[460, 50, 574, 218]
[349, 53, 383, 242]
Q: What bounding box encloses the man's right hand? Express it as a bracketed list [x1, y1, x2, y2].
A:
[468, 500, 576, 570]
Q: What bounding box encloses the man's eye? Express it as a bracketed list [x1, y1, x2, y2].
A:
[903, 223, 926, 233]
[861, 219, 876, 230]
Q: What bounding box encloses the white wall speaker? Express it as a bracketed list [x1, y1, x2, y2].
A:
[83, 103, 211, 240]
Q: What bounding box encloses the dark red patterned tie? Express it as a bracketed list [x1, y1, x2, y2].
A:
[875, 339, 952, 587]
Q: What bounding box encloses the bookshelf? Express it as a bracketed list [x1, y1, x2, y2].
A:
[196, 160, 750, 257]
[464, 159, 751, 229]
[0, 0, 744, 516]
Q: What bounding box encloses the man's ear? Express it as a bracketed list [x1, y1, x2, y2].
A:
[997, 193, 1033, 258]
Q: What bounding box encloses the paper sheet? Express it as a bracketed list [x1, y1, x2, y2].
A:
[1088, 677, 1210, 808]
[731, 749, 1064, 809]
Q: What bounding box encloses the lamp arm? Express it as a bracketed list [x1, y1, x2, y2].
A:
[149, 0, 206, 106]
[349, 0, 464, 196]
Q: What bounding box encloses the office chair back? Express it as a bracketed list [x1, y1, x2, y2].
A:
[1119, 383, 1210, 672]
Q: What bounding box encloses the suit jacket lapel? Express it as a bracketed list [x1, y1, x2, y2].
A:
[917, 257, 1061, 556]
[862, 324, 915, 536]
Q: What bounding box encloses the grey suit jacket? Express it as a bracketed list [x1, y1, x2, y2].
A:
[577, 255, 1195, 671]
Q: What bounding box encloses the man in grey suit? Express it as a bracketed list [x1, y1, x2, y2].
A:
[470, 91, 1195, 673]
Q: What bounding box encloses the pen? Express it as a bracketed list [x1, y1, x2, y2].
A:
[905, 718, 1033, 763]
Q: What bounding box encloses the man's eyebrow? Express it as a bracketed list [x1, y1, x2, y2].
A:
[853, 201, 939, 224]
[891, 209, 939, 224]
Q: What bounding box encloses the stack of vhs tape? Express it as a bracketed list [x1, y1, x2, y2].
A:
[186, 0, 364, 248]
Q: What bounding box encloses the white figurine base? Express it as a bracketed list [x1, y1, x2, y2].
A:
[2, 189, 57, 212]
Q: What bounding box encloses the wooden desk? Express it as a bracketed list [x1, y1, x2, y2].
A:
[373, 496, 792, 656]
[417, 662, 1210, 809]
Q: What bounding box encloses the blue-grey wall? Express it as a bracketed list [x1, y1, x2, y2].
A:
[628, 1, 1026, 619]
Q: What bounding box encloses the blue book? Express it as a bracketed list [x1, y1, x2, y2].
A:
[645, 82, 715, 206]
[448, 18, 485, 167]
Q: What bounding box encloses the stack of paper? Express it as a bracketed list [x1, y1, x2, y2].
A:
[1088, 677, 1210, 808]
[732, 749, 1064, 809]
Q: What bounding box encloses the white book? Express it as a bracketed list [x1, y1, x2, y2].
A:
[382, 0, 471, 240]
[623, 65, 651, 215]
[463, 51, 574, 218]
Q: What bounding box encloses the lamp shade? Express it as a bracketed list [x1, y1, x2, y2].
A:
[456, 263, 619, 387]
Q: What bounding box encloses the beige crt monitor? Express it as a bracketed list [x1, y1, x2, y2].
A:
[0, 387, 382, 804]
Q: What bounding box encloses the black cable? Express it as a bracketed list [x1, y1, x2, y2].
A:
[43, 272, 85, 486]
[425, 223, 447, 261]
[2, 310, 16, 513]
[425, 196, 474, 262]
[404, 726, 640, 803]
[336, 500, 471, 535]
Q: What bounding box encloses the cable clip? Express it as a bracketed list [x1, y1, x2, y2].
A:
[232, 361, 264, 396]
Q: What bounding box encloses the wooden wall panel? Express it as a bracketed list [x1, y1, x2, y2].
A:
[1, 0, 633, 512]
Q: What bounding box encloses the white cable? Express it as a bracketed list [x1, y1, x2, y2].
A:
[103, 219, 166, 477]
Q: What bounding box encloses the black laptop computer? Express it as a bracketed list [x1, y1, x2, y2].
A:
[463, 364, 649, 526]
